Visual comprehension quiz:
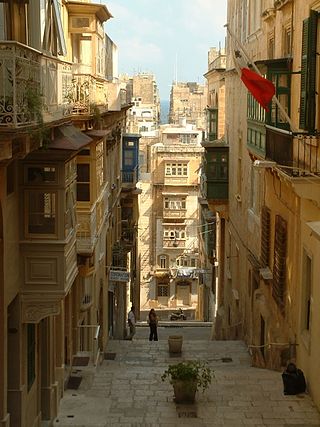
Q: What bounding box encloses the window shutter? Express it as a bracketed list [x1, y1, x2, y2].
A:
[299, 11, 318, 131]
[260, 206, 270, 267]
[272, 215, 287, 311]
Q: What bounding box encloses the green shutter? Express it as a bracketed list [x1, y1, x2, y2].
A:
[299, 11, 318, 131]
[308, 10, 318, 132]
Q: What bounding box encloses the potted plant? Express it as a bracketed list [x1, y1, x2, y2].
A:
[161, 360, 213, 403]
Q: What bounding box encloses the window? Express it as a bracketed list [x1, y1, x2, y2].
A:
[77, 163, 90, 201]
[124, 150, 134, 166]
[301, 249, 312, 332]
[157, 283, 169, 297]
[163, 228, 186, 239]
[27, 324, 36, 391]
[43, 0, 67, 56]
[250, 166, 260, 215]
[267, 31, 275, 59]
[165, 163, 188, 177]
[248, 0, 261, 34]
[27, 166, 56, 184]
[164, 197, 186, 210]
[96, 142, 104, 190]
[272, 215, 287, 310]
[283, 23, 292, 57]
[207, 108, 218, 141]
[159, 255, 167, 269]
[267, 64, 291, 129]
[27, 191, 56, 235]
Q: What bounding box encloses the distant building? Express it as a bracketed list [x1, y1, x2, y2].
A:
[139, 121, 203, 320]
[169, 82, 207, 129]
[121, 73, 161, 136]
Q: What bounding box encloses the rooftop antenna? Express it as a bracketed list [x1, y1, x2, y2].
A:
[175, 53, 178, 85]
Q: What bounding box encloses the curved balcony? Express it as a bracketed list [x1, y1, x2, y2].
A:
[0, 41, 73, 128]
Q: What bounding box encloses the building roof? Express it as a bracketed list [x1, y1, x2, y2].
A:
[49, 124, 92, 150]
[66, 1, 113, 22]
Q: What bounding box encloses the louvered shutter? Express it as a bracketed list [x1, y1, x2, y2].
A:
[260, 206, 271, 267]
[299, 11, 318, 131]
[272, 215, 287, 311]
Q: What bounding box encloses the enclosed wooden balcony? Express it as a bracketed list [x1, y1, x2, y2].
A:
[265, 128, 320, 177]
[0, 41, 73, 128]
[201, 140, 229, 203]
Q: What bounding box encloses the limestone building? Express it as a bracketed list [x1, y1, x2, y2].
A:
[0, 1, 139, 425]
[123, 73, 160, 136]
[199, 47, 228, 321]
[169, 82, 207, 130]
[139, 122, 203, 320]
[219, 0, 320, 411]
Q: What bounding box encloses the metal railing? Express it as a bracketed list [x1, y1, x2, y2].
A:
[0, 41, 74, 127]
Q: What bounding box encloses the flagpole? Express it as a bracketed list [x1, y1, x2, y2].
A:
[224, 24, 297, 132]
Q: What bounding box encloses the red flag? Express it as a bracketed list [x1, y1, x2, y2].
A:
[240, 67, 275, 111]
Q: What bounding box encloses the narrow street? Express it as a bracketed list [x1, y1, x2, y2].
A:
[54, 326, 320, 427]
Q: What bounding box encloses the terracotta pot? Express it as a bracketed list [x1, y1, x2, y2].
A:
[168, 335, 183, 353]
[172, 379, 197, 403]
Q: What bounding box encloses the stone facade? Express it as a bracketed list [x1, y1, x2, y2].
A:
[220, 0, 320, 412]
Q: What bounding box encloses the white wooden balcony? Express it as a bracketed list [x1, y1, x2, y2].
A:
[0, 41, 73, 128]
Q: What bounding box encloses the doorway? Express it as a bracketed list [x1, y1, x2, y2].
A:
[176, 281, 190, 305]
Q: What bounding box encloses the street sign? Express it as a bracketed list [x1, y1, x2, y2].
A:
[109, 270, 130, 282]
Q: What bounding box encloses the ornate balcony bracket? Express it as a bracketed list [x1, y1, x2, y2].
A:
[262, 8, 276, 21]
[21, 295, 61, 323]
[274, 0, 292, 10]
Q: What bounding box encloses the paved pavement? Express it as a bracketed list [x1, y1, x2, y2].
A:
[54, 327, 320, 427]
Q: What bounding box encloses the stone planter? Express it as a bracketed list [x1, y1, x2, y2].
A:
[172, 379, 197, 403]
[168, 335, 183, 353]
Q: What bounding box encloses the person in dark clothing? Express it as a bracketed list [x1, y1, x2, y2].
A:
[148, 308, 158, 341]
[282, 362, 306, 395]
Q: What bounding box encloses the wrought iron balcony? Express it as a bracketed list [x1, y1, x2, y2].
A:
[0, 41, 74, 128]
[121, 166, 139, 189]
[70, 73, 121, 115]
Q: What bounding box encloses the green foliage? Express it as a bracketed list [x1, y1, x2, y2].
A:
[24, 83, 51, 147]
[161, 360, 213, 393]
[25, 86, 43, 123]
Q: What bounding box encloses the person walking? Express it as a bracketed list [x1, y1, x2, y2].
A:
[148, 308, 158, 341]
[127, 305, 136, 340]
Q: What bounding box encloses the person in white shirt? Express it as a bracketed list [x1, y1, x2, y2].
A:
[127, 306, 136, 340]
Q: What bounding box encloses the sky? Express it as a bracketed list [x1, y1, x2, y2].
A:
[103, 0, 227, 100]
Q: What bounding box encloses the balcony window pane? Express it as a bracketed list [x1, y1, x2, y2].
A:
[77, 163, 90, 201]
[28, 191, 56, 234]
[124, 150, 134, 166]
[27, 166, 56, 184]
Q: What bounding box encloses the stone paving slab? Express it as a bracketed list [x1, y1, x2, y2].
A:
[54, 337, 320, 427]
